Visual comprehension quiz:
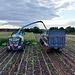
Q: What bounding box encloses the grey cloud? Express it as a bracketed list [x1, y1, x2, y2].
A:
[0, 0, 74, 27]
[67, 21, 75, 26]
[59, 2, 70, 8]
[56, 2, 74, 10]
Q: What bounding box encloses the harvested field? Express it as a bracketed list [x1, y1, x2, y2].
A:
[0, 32, 75, 75]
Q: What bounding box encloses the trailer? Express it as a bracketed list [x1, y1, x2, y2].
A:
[40, 30, 66, 52]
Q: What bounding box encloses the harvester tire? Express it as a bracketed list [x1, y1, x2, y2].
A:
[21, 45, 24, 51]
[7, 49, 11, 52]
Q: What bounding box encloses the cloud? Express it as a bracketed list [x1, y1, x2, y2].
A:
[67, 19, 75, 26]
[0, 20, 8, 25]
[37, 19, 75, 29]
[0, 25, 21, 29]
[0, 0, 75, 28]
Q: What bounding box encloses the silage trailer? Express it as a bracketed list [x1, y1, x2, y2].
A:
[40, 30, 66, 52]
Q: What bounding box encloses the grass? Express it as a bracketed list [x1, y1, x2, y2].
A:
[66, 38, 75, 42]
[0, 32, 12, 45]
[0, 32, 36, 45]
[67, 32, 75, 35]
[25, 32, 36, 42]
[0, 32, 12, 39]
[0, 46, 4, 49]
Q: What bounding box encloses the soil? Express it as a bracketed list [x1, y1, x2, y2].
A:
[0, 34, 75, 75]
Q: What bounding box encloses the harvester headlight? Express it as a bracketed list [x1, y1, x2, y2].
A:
[18, 46, 21, 48]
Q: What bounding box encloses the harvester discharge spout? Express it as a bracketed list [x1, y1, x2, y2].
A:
[17, 21, 47, 34]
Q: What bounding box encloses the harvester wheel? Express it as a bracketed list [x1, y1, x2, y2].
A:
[21, 48, 24, 52]
[21, 45, 25, 51]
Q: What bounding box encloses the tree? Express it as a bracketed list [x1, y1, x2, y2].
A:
[59, 27, 64, 30]
[33, 26, 42, 33]
[49, 27, 58, 30]
[66, 26, 71, 33]
[69, 27, 75, 32]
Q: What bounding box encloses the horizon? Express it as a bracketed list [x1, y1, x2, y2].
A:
[0, 26, 75, 29]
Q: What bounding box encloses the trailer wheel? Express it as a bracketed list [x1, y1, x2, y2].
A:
[58, 48, 62, 54]
[46, 46, 50, 53]
[40, 39, 44, 45]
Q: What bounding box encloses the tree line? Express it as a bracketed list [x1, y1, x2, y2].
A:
[24, 27, 43, 33]
[0, 26, 74, 34]
[49, 26, 75, 34]
[24, 26, 75, 34]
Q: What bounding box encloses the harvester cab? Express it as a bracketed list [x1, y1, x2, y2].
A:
[7, 31, 25, 51]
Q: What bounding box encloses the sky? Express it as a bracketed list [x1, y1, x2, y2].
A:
[0, 0, 75, 29]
